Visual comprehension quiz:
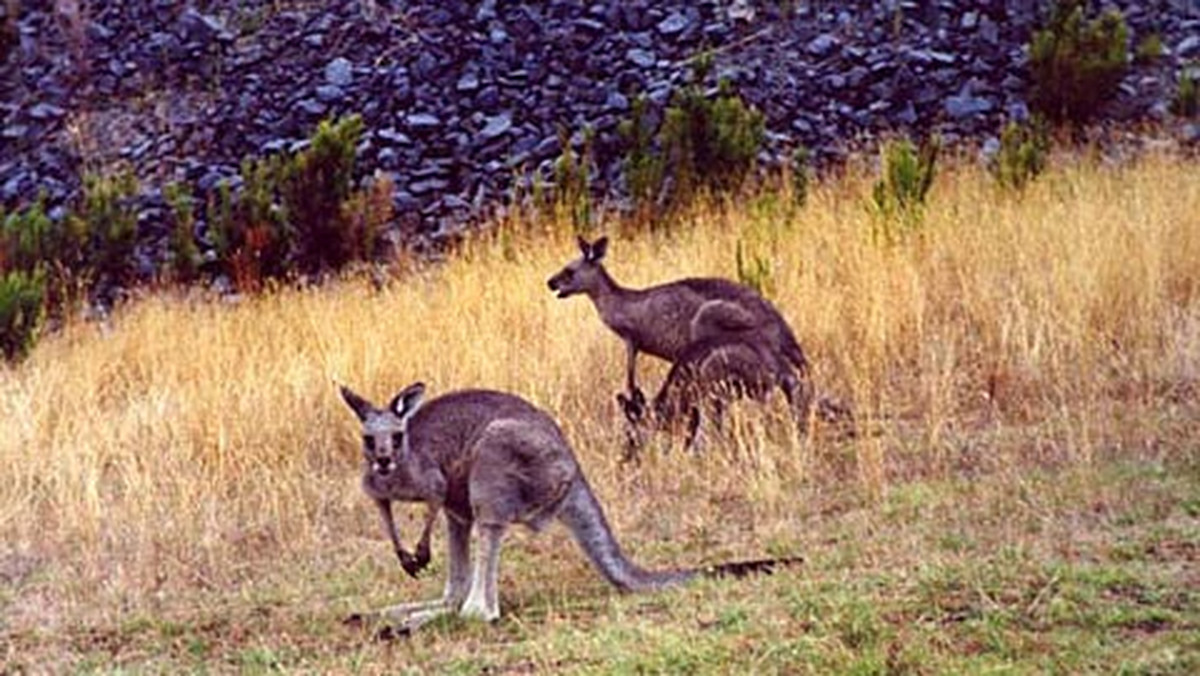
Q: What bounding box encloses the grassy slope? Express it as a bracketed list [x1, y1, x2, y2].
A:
[1, 155, 1197, 673]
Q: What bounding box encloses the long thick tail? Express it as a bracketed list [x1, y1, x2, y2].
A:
[558, 477, 802, 592]
[558, 476, 694, 592]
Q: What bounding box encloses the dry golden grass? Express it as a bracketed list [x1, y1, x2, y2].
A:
[1, 153, 1198, 670]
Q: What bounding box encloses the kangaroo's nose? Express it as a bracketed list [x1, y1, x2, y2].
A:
[546, 276, 557, 290]
[375, 459, 393, 475]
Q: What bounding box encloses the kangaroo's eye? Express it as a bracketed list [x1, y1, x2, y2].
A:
[362, 435, 375, 452]
[391, 432, 404, 449]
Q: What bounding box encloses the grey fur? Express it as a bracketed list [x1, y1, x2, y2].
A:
[338, 384, 701, 631]
[617, 335, 802, 453]
[547, 236, 813, 422]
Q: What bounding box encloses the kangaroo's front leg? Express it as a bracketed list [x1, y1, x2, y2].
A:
[377, 515, 473, 628]
[408, 503, 441, 576]
[375, 498, 423, 578]
[624, 340, 639, 394]
[459, 523, 504, 622]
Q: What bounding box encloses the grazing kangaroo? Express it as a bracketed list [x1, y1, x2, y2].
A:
[617, 335, 796, 453]
[339, 382, 799, 633]
[547, 236, 813, 422]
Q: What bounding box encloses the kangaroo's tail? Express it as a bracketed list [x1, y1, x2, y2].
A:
[702, 556, 805, 579]
[558, 477, 803, 592]
[558, 476, 694, 592]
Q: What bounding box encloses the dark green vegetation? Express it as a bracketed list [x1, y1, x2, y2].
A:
[870, 136, 940, 245]
[0, 115, 388, 362]
[1028, 0, 1130, 124]
[990, 119, 1051, 192]
[1172, 66, 1198, 119]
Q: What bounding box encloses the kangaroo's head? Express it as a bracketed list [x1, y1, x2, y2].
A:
[547, 235, 609, 299]
[339, 382, 425, 477]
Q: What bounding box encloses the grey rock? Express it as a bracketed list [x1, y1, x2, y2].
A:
[316, 85, 344, 103]
[28, 103, 66, 121]
[945, 94, 994, 118]
[657, 12, 689, 36]
[325, 57, 354, 87]
[406, 113, 442, 130]
[457, 72, 480, 92]
[479, 113, 513, 140]
[1178, 35, 1200, 58]
[807, 34, 839, 58]
[627, 48, 656, 68]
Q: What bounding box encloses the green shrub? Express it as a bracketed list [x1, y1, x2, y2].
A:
[280, 114, 363, 273]
[1029, 0, 1129, 124]
[735, 239, 773, 297]
[660, 55, 765, 200]
[1171, 67, 1198, 118]
[0, 269, 45, 363]
[619, 54, 765, 218]
[1134, 33, 1164, 64]
[791, 146, 811, 208]
[79, 170, 139, 286]
[871, 136, 939, 244]
[340, 171, 394, 263]
[164, 182, 202, 283]
[990, 119, 1051, 192]
[550, 125, 594, 234]
[617, 94, 665, 223]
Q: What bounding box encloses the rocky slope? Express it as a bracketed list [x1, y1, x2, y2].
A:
[2, 0, 1197, 247]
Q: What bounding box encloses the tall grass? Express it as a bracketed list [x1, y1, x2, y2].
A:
[0, 154, 1197, 631]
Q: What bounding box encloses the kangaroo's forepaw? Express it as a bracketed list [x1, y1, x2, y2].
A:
[397, 548, 427, 579]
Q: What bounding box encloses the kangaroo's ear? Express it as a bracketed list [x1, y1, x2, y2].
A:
[576, 235, 591, 258]
[389, 382, 426, 421]
[589, 236, 609, 262]
[339, 385, 375, 422]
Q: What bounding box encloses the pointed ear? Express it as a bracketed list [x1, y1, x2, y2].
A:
[389, 382, 426, 421]
[339, 385, 375, 422]
[576, 235, 591, 258]
[589, 236, 609, 262]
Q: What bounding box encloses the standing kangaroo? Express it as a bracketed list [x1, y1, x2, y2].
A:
[617, 335, 795, 453]
[547, 236, 812, 422]
[339, 382, 797, 633]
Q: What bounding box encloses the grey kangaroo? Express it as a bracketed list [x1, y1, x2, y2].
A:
[547, 236, 813, 422]
[617, 335, 794, 453]
[339, 382, 798, 633]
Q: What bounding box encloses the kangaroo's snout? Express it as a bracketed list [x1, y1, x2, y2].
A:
[374, 458, 395, 475]
[547, 271, 572, 298]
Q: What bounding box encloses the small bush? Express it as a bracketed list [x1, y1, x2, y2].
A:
[618, 53, 765, 218]
[340, 171, 394, 262]
[618, 94, 664, 223]
[0, 269, 45, 363]
[735, 239, 773, 297]
[990, 119, 1050, 192]
[550, 125, 594, 234]
[660, 55, 765, 200]
[79, 170, 139, 286]
[1029, 0, 1129, 124]
[790, 146, 811, 208]
[1134, 33, 1164, 64]
[871, 136, 939, 244]
[164, 182, 201, 283]
[1171, 68, 1198, 118]
[280, 114, 363, 274]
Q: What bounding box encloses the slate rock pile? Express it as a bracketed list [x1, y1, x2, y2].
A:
[1, 0, 1197, 250]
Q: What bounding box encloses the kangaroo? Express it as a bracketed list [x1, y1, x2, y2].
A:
[339, 382, 799, 634]
[617, 335, 797, 453]
[547, 236, 813, 422]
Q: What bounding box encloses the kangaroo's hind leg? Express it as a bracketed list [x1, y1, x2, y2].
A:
[459, 523, 505, 621]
